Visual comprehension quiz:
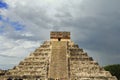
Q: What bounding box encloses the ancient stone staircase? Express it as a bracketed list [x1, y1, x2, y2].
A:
[49, 41, 68, 80]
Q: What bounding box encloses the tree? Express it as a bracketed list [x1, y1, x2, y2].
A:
[104, 64, 120, 80]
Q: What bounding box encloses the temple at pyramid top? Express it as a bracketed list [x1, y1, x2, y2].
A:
[50, 31, 70, 41]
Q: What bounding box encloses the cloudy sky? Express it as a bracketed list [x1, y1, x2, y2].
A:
[0, 0, 120, 69]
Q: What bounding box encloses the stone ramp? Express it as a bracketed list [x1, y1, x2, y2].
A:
[49, 41, 68, 80]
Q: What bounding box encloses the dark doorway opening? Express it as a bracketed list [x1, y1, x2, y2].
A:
[7, 78, 12, 80]
[58, 38, 61, 41]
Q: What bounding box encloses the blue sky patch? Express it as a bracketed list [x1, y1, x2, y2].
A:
[0, 16, 25, 32]
[0, 0, 8, 9]
[0, 26, 4, 33]
[11, 22, 25, 31]
[0, 15, 3, 33]
[0, 15, 2, 20]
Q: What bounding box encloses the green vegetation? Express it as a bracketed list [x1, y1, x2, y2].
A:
[104, 64, 120, 80]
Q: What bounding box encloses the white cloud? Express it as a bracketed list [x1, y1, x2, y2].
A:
[0, 35, 40, 57]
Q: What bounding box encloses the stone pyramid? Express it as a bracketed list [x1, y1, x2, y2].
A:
[0, 32, 117, 80]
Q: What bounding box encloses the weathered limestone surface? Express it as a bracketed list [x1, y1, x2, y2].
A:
[0, 32, 117, 80]
[49, 41, 68, 80]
